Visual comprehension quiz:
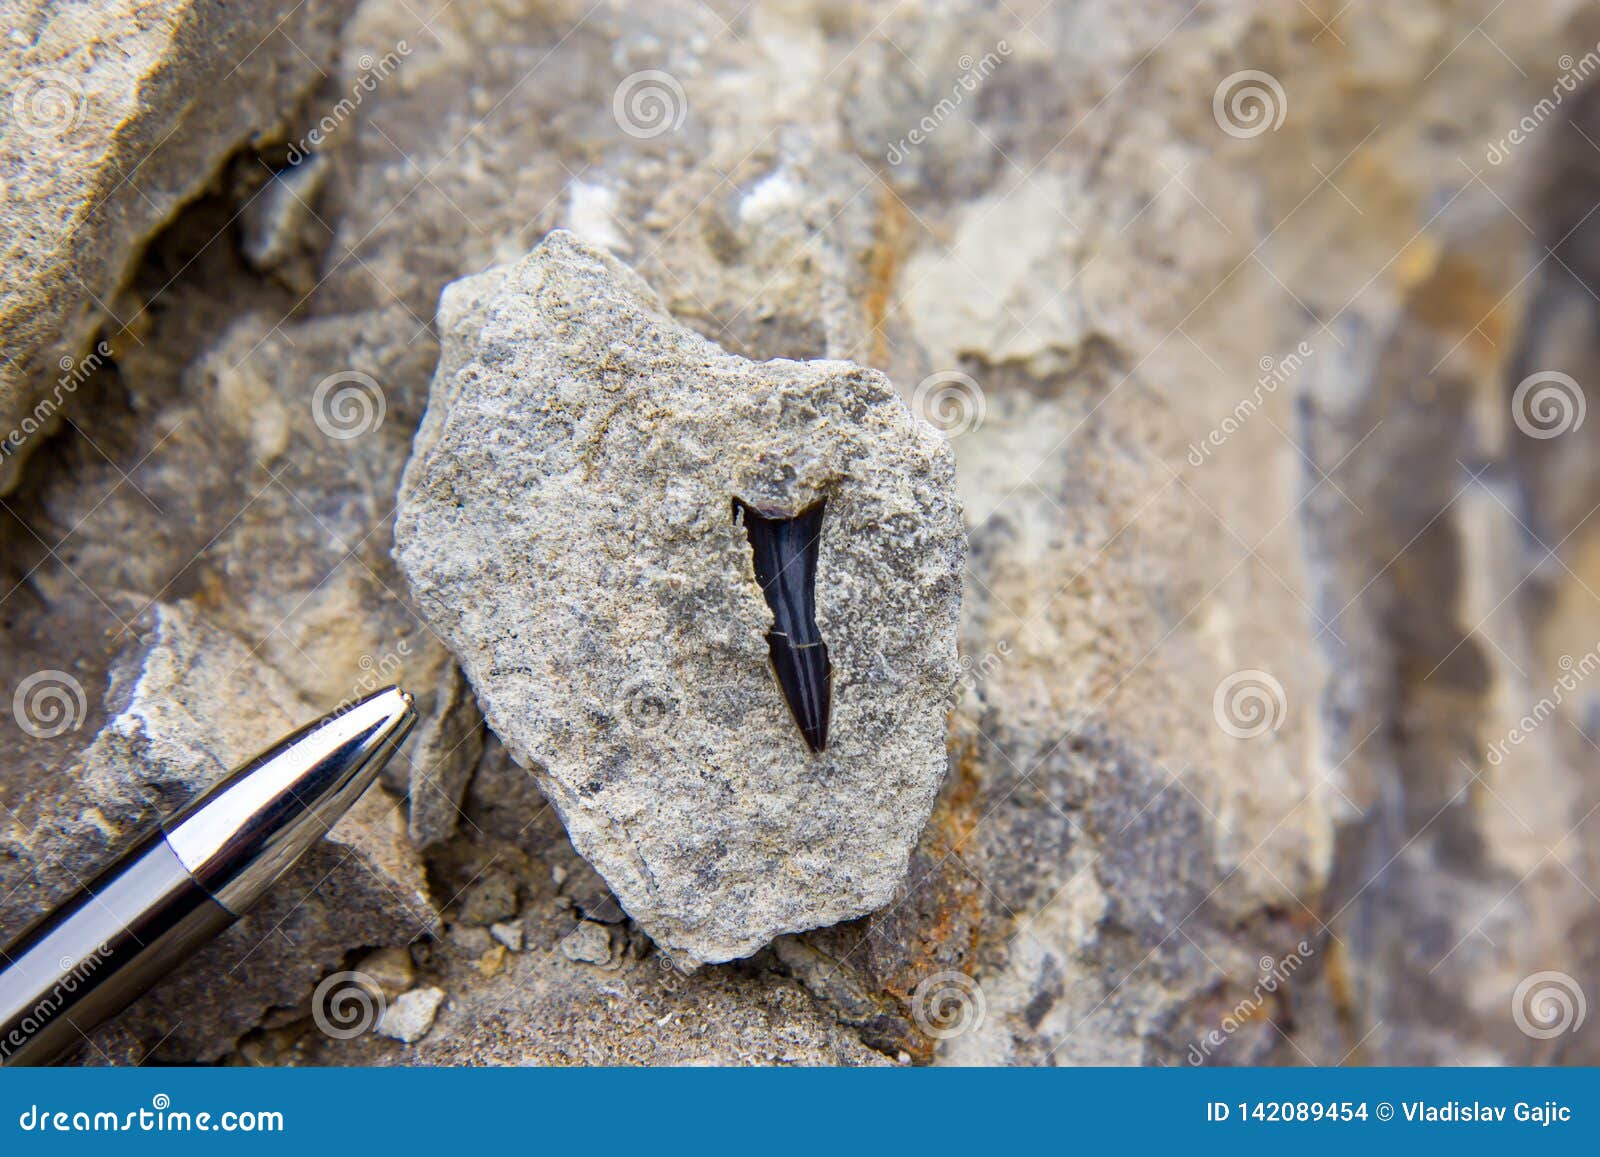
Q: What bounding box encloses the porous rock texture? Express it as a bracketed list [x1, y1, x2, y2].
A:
[5, 0, 1600, 1066]
[394, 231, 965, 966]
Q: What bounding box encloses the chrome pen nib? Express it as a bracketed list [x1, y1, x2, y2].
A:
[164, 687, 417, 913]
[735, 498, 832, 753]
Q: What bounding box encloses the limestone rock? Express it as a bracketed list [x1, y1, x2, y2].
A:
[238, 155, 334, 295]
[455, 868, 519, 927]
[0, 0, 357, 489]
[356, 946, 418, 999]
[490, 922, 525, 953]
[394, 231, 965, 966]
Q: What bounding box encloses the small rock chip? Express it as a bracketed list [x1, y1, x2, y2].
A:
[476, 945, 507, 978]
[375, 987, 446, 1044]
[560, 921, 612, 966]
[393, 231, 965, 966]
[447, 925, 494, 956]
[404, 661, 485, 848]
[237, 153, 331, 292]
[355, 945, 417, 999]
[456, 869, 520, 926]
[490, 922, 525, 952]
[559, 859, 627, 924]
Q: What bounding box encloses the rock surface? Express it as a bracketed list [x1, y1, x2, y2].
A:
[0, 0, 357, 490]
[394, 231, 965, 966]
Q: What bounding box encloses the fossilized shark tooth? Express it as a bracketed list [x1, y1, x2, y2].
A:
[734, 498, 832, 753]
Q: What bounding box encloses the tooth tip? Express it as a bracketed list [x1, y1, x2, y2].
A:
[740, 498, 834, 754]
[768, 639, 832, 754]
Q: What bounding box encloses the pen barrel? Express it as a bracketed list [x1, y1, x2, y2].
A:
[0, 829, 233, 1066]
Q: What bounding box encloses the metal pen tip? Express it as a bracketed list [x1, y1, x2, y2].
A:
[164, 687, 417, 913]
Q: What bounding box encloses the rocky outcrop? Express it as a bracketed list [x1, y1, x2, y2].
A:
[0, 0, 356, 490]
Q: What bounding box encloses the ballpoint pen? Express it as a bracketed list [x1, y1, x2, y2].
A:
[0, 685, 416, 1066]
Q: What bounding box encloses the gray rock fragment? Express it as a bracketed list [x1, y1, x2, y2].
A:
[555, 857, 626, 924]
[448, 925, 494, 956]
[455, 868, 520, 927]
[394, 231, 965, 966]
[403, 660, 484, 848]
[560, 922, 612, 966]
[489, 921, 525, 953]
[237, 154, 333, 294]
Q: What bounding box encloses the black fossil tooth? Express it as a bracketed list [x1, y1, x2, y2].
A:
[734, 497, 832, 753]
